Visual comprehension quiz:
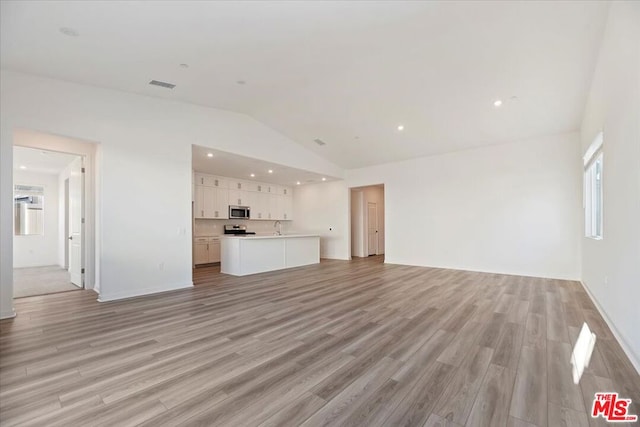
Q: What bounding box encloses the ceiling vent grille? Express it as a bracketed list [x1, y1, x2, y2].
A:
[149, 80, 176, 89]
[313, 138, 326, 146]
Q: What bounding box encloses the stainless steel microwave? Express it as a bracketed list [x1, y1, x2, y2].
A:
[229, 205, 250, 219]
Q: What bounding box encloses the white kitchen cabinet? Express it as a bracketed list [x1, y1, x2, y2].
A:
[259, 183, 275, 194]
[269, 194, 282, 220]
[214, 188, 228, 219]
[228, 189, 250, 207]
[247, 181, 261, 192]
[195, 185, 228, 219]
[194, 238, 209, 264]
[195, 173, 227, 188]
[194, 186, 206, 218]
[252, 192, 268, 220]
[194, 237, 221, 265]
[277, 186, 292, 196]
[194, 174, 292, 221]
[282, 195, 293, 220]
[229, 180, 248, 191]
[209, 238, 221, 263]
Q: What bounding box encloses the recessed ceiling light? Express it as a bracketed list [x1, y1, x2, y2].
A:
[296, 181, 301, 185]
[397, 125, 404, 131]
[268, 169, 273, 174]
[236, 80, 246, 85]
[207, 153, 213, 158]
[494, 99, 503, 107]
[19, 165, 26, 169]
[322, 177, 326, 181]
[250, 173, 255, 178]
[59, 27, 79, 37]
[179, 63, 189, 69]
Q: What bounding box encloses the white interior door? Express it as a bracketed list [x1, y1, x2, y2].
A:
[367, 202, 378, 256]
[68, 157, 83, 287]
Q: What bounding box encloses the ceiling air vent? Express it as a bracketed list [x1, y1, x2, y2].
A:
[149, 80, 176, 89]
[313, 138, 326, 146]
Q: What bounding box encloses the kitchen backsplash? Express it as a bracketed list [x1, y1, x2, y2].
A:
[194, 219, 292, 236]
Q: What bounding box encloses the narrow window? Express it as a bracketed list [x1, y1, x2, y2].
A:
[584, 132, 603, 239]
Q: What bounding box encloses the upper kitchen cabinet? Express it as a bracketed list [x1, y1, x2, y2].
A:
[249, 182, 276, 193]
[195, 185, 229, 219]
[194, 173, 227, 188]
[228, 189, 251, 207]
[229, 179, 248, 191]
[282, 195, 293, 220]
[277, 186, 293, 196]
[252, 192, 270, 220]
[193, 172, 293, 220]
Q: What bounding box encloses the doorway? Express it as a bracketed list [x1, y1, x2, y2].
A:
[350, 184, 385, 258]
[367, 202, 378, 256]
[12, 142, 89, 298]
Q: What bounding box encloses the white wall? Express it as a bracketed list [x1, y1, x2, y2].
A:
[13, 170, 59, 268]
[579, 1, 640, 370]
[292, 180, 350, 260]
[347, 132, 582, 280]
[0, 70, 343, 314]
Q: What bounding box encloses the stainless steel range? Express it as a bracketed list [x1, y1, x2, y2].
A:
[223, 224, 256, 236]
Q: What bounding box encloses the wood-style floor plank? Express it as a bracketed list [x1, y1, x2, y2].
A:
[1, 256, 638, 426]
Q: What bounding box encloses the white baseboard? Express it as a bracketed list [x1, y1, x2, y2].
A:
[580, 280, 640, 375]
[382, 258, 580, 281]
[0, 309, 16, 320]
[97, 282, 193, 302]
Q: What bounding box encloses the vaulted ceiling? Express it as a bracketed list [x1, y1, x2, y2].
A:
[1, 1, 608, 168]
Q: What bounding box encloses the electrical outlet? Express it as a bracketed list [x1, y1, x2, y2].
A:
[159, 262, 165, 271]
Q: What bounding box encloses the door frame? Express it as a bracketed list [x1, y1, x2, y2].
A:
[64, 177, 70, 269]
[13, 129, 98, 295]
[67, 156, 85, 288]
[349, 184, 385, 259]
[366, 201, 378, 256]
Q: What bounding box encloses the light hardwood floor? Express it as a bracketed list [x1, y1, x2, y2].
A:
[1, 257, 638, 426]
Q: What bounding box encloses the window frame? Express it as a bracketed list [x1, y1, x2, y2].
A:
[583, 132, 604, 240]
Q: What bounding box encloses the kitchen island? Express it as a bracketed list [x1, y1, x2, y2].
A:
[220, 234, 320, 276]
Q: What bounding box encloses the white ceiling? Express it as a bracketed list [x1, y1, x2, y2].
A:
[192, 145, 335, 187]
[1, 1, 608, 169]
[13, 146, 79, 175]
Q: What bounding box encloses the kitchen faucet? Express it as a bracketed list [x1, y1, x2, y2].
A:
[274, 220, 282, 235]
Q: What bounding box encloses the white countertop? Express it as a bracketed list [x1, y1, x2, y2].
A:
[220, 234, 319, 240]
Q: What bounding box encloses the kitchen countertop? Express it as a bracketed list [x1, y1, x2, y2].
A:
[220, 234, 319, 240]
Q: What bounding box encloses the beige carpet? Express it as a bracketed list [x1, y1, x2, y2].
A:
[13, 266, 81, 298]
